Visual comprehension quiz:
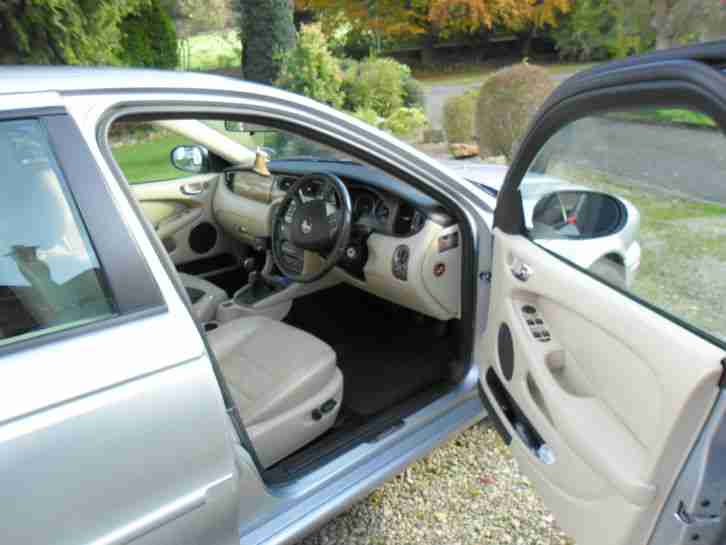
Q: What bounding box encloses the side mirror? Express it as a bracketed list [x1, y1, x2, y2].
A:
[170, 145, 209, 174]
[224, 120, 244, 132]
[530, 190, 627, 240]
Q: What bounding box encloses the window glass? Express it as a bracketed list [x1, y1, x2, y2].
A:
[522, 107, 726, 343]
[0, 119, 115, 344]
[110, 122, 195, 183]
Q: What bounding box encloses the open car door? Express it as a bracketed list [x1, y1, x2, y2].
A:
[479, 44, 726, 545]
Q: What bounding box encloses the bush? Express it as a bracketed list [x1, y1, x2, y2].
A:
[351, 108, 383, 128]
[552, 0, 653, 61]
[402, 73, 425, 109]
[443, 90, 478, 144]
[343, 57, 407, 118]
[476, 63, 554, 161]
[382, 107, 429, 140]
[276, 24, 343, 108]
[120, 0, 179, 69]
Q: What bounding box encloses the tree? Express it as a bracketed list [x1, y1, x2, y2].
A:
[241, 0, 296, 84]
[162, 0, 232, 38]
[648, 0, 725, 49]
[120, 0, 179, 69]
[0, 0, 147, 65]
[296, 0, 572, 63]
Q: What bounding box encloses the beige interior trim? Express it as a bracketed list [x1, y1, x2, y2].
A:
[480, 229, 722, 545]
[213, 172, 274, 241]
[337, 221, 461, 321]
[133, 173, 233, 266]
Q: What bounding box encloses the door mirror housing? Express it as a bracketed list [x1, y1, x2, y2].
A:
[224, 120, 244, 132]
[529, 190, 626, 240]
[170, 145, 209, 174]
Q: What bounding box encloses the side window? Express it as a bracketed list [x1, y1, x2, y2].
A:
[109, 121, 196, 184]
[522, 107, 726, 342]
[0, 119, 115, 344]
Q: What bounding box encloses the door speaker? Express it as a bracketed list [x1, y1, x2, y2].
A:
[189, 222, 217, 254]
[498, 323, 514, 381]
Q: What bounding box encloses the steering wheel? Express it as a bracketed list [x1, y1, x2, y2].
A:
[271, 173, 352, 283]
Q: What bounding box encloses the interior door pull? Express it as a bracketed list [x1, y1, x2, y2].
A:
[511, 263, 531, 282]
[181, 182, 205, 195]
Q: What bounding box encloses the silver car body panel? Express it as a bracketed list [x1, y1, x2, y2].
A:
[0, 68, 492, 544]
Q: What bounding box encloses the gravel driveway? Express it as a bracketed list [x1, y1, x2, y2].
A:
[301, 422, 573, 545]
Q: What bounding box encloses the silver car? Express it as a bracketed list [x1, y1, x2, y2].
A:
[2, 42, 726, 545]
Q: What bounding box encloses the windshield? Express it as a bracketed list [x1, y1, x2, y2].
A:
[205, 120, 357, 163]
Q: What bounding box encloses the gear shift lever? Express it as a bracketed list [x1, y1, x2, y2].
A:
[243, 257, 259, 287]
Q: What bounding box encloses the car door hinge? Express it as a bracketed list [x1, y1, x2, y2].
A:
[675, 501, 724, 544]
[479, 271, 492, 283]
[718, 357, 726, 388]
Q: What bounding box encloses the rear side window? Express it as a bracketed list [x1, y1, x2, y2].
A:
[0, 119, 115, 344]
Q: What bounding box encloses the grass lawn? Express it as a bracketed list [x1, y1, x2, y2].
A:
[180, 29, 240, 71]
[112, 134, 193, 183]
[414, 61, 595, 87]
[608, 108, 716, 129]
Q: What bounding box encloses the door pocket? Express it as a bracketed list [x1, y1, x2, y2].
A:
[486, 367, 554, 464]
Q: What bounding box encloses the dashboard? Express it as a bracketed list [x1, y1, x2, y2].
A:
[213, 160, 462, 321]
[275, 175, 428, 237]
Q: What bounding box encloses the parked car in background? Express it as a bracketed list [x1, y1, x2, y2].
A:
[444, 160, 641, 288]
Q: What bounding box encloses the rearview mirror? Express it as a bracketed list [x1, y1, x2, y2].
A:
[530, 190, 626, 240]
[170, 145, 208, 174]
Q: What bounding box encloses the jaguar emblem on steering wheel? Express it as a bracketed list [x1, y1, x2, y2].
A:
[301, 218, 313, 235]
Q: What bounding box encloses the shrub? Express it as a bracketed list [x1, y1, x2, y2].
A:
[382, 107, 429, 140]
[343, 57, 407, 118]
[120, 0, 179, 69]
[552, 0, 653, 61]
[402, 73, 425, 109]
[443, 90, 478, 144]
[476, 63, 554, 161]
[276, 24, 343, 108]
[351, 108, 383, 128]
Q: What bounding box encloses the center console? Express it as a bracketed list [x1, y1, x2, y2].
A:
[215, 251, 343, 324]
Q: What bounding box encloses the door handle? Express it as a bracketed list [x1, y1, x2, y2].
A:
[511, 263, 531, 282]
[181, 182, 205, 196]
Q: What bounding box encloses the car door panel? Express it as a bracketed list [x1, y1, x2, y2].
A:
[479, 52, 726, 545]
[0, 112, 244, 545]
[132, 173, 233, 267]
[482, 229, 722, 544]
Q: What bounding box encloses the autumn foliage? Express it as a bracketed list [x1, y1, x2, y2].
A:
[296, 0, 572, 39]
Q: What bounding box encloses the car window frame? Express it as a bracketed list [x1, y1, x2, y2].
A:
[0, 109, 166, 357]
[493, 61, 726, 351]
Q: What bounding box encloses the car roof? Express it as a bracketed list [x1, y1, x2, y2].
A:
[0, 66, 282, 97]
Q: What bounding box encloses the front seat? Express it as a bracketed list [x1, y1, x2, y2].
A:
[207, 316, 343, 468]
[178, 273, 227, 322]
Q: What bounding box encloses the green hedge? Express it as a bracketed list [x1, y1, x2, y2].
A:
[443, 90, 478, 144]
[120, 0, 179, 69]
[476, 64, 554, 160]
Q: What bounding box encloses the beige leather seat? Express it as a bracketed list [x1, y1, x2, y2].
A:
[178, 273, 227, 322]
[208, 316, 343, 468]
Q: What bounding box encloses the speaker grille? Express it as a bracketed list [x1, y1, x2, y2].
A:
[189, 222, 217, 254]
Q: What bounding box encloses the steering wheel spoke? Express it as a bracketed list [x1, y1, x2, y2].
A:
[271, 173, 352, 283]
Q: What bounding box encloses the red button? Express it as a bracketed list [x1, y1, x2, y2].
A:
[433, 263, 446, 277]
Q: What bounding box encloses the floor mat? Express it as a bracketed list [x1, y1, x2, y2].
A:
[284, 285, 455, 416]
